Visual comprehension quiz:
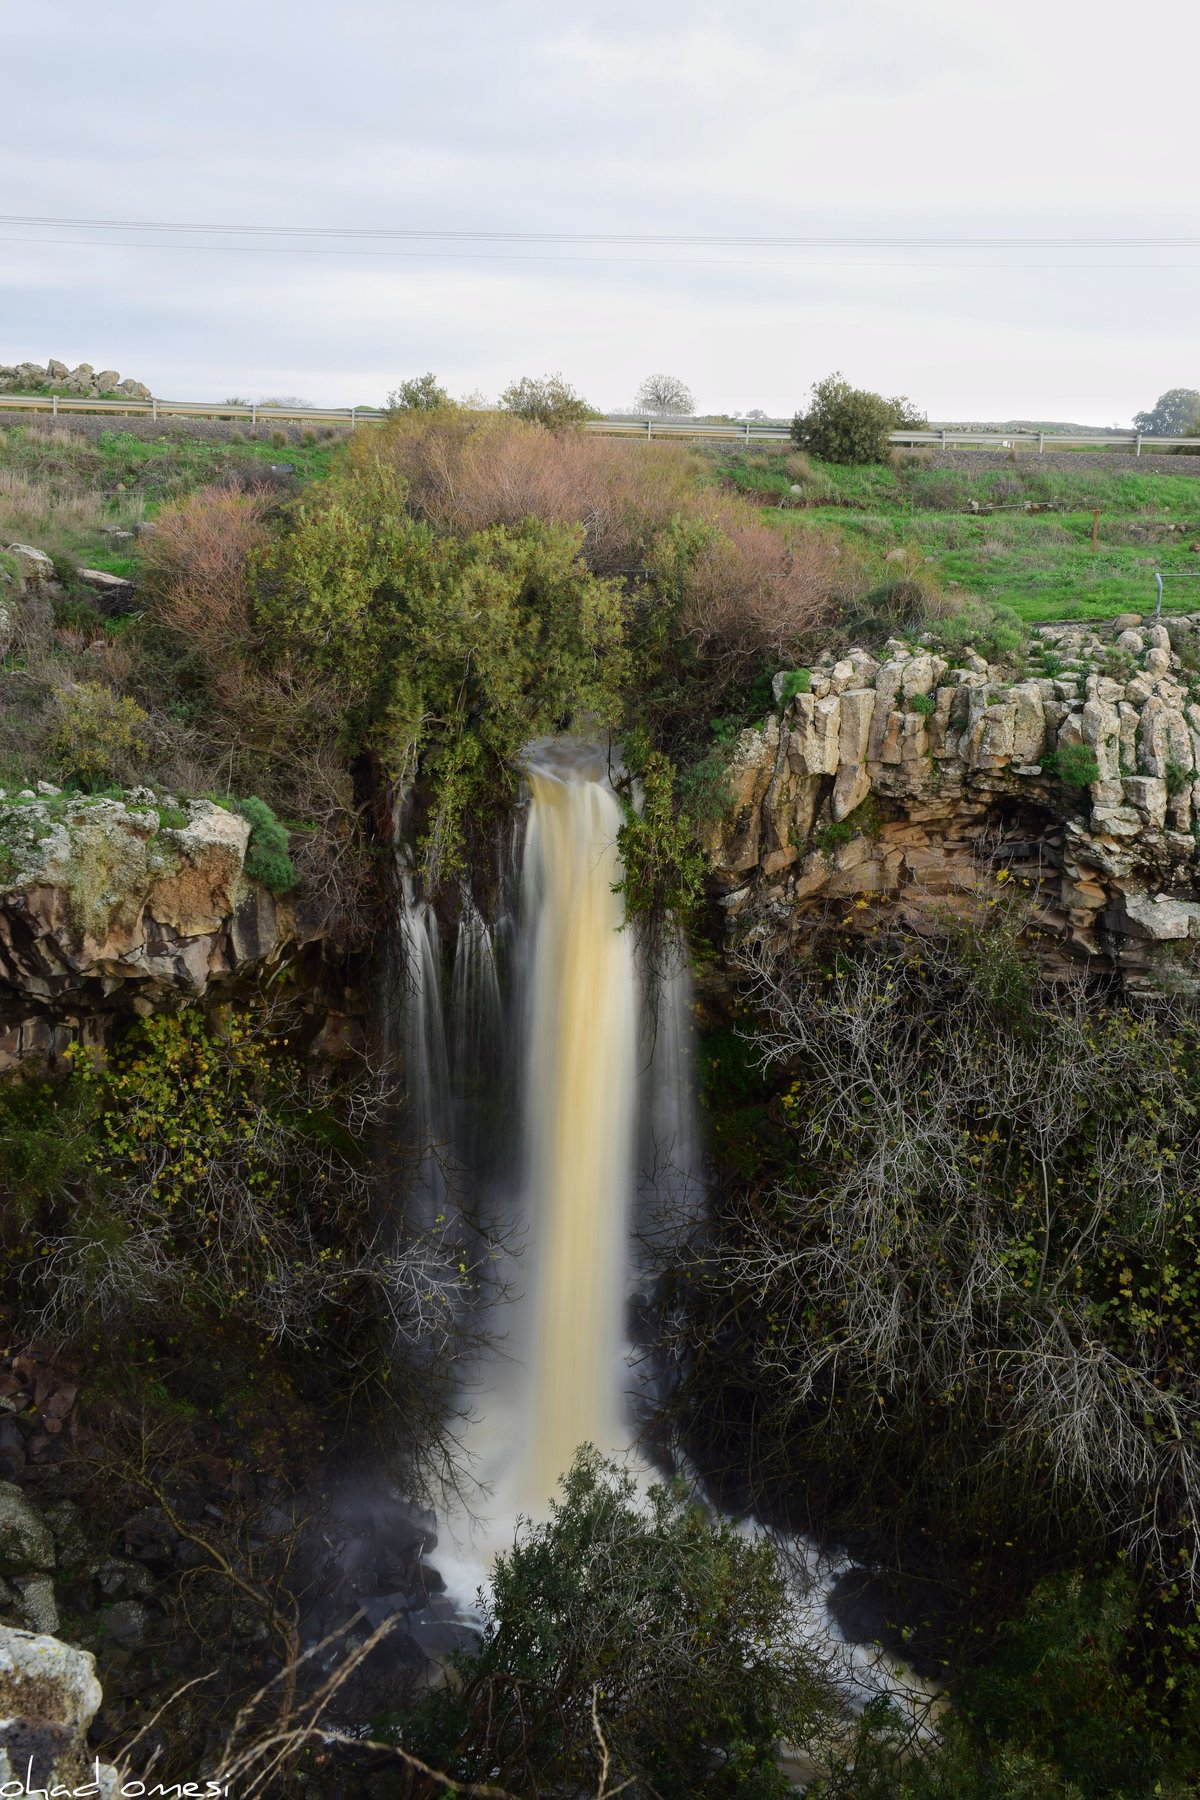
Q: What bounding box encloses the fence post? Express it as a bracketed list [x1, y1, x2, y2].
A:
[1136, 433, 1142, 458]
[251, 403, 257, 428]
[1038, 431, 1044, 455]
[646, 417, 652, 441]
[151, 396, 157, 423]
[51, 395, 57, 418]
[940, 427, 947, 449]
[350, 406, 357, 429]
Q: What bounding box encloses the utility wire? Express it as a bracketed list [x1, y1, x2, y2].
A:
[2, 234, 1198, 273]
[1, 212, 1199, 251]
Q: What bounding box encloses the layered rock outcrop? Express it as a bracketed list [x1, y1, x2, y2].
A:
[708, 615, 1200, 986]
[0, 790, 320, 1067]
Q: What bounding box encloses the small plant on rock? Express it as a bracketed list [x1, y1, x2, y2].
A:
[1043, 743, 1100, 787]
[234, 795, 297, 894]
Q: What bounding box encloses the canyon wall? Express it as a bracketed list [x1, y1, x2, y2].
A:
[706, 615, 1200, 987]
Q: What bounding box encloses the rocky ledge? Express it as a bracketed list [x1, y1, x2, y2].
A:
[0, 789, 317, 1068]
[708, 614, 1200, 985]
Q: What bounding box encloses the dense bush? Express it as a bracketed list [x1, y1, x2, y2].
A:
[385, 371, 451, 412]
[44, 680, 150, 787]
[401, 1448, 834, 1797]
[257, 455, 626, 883]
[792, 373, 927, 465]
[499, 371, 593, 430]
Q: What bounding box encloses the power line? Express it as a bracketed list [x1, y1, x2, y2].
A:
[1, 212, 1199, 251]
[2, 234, 1198, 274]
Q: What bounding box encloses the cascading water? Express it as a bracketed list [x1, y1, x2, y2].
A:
[517, 738, 639, 1506]
[392, 739, 940, 1734]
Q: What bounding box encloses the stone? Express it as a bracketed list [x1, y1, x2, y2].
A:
[0, 1486, 54, 1575]
[1120, 892, 1200, 940]
[787, 693, 841, 776]
[11, 1577, 57, 1636]
[45, 360, 68, 380]
[76, 568, 133, 595]
[0, 1627, 118, 1798]
[1122, 776, 1167, 830]
[101, 1599, 149, 1649]
[1115, 628, 1144, 654]
[94, 370, 120, 392]
[5, 544, 54, 585]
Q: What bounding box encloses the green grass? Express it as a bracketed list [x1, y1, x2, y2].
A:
[711, 448, 1200, 623]
[0, 425, 340, 581]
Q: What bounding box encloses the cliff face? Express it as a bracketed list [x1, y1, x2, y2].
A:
[0, 789, 349, 1068]
[707, 616, 1200, 986]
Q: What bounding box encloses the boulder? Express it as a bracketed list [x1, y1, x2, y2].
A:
[0, 1627, 118, 1797]
[5, 544, 54, 586]
[0, 1485, 55, 1577]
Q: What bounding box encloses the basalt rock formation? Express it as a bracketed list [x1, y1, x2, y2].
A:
[0, 359, 150, 400]
[708, 615, 1200, 987]
[0, 790, 350, 1069]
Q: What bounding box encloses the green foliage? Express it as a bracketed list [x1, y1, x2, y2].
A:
[52, 1008, 379, 1342]
[1134, 387, 1200, 438]
[792, 373, 923, 465]
[233, 795, 297, 894]
[1165, 757, 1195, 797]
[258, 457, 626, 883]
[1043, 742, 1100, 787]
[813, 818, 856, 854]
[830, 1571, 1199, 1800]
[927, 600, 1025, 663]
[617, 751, 708, 925]
[908, 690, 937, 717]
[498, 371, 593, 430]
[401, 1448, 832, 1798]
[0, 1074, 94, 1232]
[386, 372, 451, 412]
[776, 668, 811, 705]
[44, 682, 150, 788]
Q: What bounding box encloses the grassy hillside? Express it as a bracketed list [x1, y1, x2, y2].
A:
[0, 424, 338, 577]
[712, 447, 1200, 623]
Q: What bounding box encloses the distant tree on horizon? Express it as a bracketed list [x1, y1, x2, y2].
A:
[1133, 387, 1200, 437]
[635, 372, 695, 416]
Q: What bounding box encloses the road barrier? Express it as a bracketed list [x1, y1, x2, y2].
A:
[0, 392, 1196, 454]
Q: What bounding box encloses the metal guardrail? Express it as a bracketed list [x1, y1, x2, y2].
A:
[0, 391, 1197, 455]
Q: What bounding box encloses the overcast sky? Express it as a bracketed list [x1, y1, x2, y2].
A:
[0, 0, 1194, 422]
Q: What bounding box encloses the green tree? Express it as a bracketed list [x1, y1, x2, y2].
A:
[499, 371, 593, 430]
[403, 1448, 834, 1797]
[1133, 387, 1200, 437]
[792, 373, 924, 464]
[386, 371, 452, 412]
[256, 457, 626, 882]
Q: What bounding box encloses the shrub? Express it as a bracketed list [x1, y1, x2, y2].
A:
[386, 372, 451, 412]
[356, 408, 697, 572]
[776, 668, 811, 704]
[234, 794, 297, 894]
[498, 371, 593, 430]
[140, 486, 270, 655]
[401, 1448, 833, 1796]
[44, 681, 150, 787]
[1043, 743, 1100, 787]
[792, 372, 925, 465]
[908, 691, 937, 717]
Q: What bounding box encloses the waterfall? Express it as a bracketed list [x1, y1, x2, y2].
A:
[396, 875, 452, 1226]
[519, 739, 639, 1504]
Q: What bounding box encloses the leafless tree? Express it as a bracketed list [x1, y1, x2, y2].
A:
[634, 373, 695, 417]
